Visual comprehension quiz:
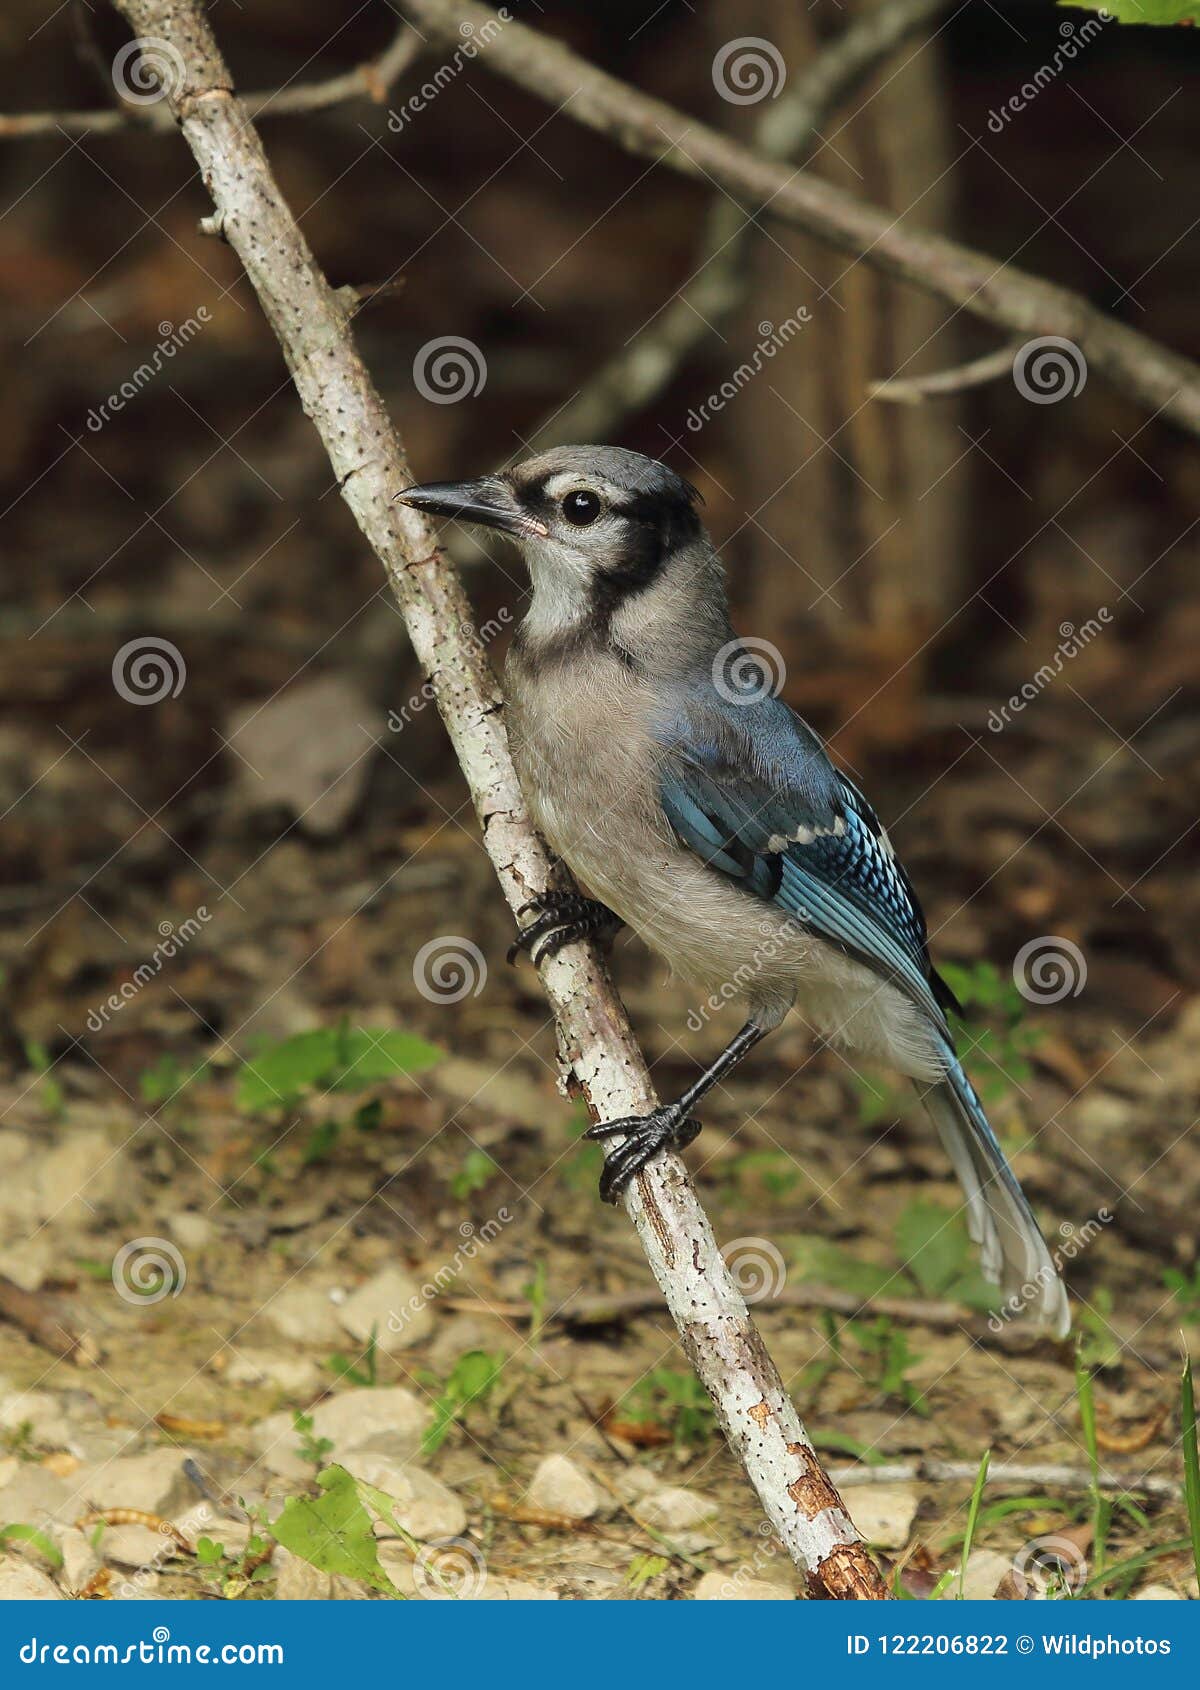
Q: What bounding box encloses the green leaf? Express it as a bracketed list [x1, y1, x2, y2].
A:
[332, 1027, 443, 1087]
[269, 1466, 397, 1595]
[895, 1201, 970, 1298]
[789, 1233, 905, 1301]
[0, 1523, 63, 1568]
[1060, 0, 1200, 22]
[625, 1552, 669, 1588]
[237, 1029, 342, 1110]
[236, 1026, 443, 1110]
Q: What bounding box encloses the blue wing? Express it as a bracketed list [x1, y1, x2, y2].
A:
[655, 684, 958, 1026]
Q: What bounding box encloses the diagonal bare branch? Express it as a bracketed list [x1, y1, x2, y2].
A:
[108, 0, 888, 1600]
[404, 0, 1200, 439]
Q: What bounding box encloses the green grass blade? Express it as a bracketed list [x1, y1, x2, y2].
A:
[1182, 1354, 1200, 1589]
[957, 1447, 991, 1599]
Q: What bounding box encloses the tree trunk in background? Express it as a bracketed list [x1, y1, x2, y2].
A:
[716, 0, 966, 752]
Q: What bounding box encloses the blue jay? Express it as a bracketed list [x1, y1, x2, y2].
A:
[398, 446, 1069, 1336]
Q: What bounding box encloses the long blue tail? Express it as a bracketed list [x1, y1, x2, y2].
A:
[920, 1052, 1069, 1337]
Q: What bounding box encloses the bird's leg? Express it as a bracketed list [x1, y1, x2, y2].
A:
[507, 890, 624, 967]
[585, 1021, 766, 1203]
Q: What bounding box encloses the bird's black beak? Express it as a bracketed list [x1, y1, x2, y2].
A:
[394, 476, 546, 538]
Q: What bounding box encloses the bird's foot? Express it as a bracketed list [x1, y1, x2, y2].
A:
[507, 892, 622, 967]
[584, 1105, 702, 1203]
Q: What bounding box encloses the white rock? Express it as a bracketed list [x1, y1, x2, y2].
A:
[0, 1466, 74, 1526]
[173, 1506, 251, 1554]
[264, 1284, 346, 1345]
[310, 1386, 430, 1456]
[0, 1235, 55, 1291]
[846, 1485, 919, 1550]
[272, 1546, 332, 1600]
[224, 1349, 323, 1394]
[73, 1448, 195, 1517]
[342, 1451, 465, 1540]
[55, 1527, 101, 1592]
[250, 1386, 430, 1480]
[168, 1211, 214, 1250]
[337, 1265, 433, 1353]
[33, 1128, 118, 1224]
[525, 1454, 600, 1521]
[1134, 1583, 1183, 1600]
[226, 675, 380, 836]
[97, 1524, 174, 1570]
[0, 1389, 73, 1448]
[0, 1562, 62, 1599]
[693, 1570, 794, 1600]
[948, 1549, 1014, 1601]
[638, 1486, 719, 1532]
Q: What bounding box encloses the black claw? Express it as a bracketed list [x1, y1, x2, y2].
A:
[507, 893, 622, 967]
[584, 1105, 703, 1203]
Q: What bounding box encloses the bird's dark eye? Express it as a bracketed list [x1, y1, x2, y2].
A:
[561, 489, 602, 526]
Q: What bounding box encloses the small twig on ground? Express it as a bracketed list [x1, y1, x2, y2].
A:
[0, 1273, 100, 1366]
[828, 1457, 1182, 1503]
[109, 0, 887, 1600]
